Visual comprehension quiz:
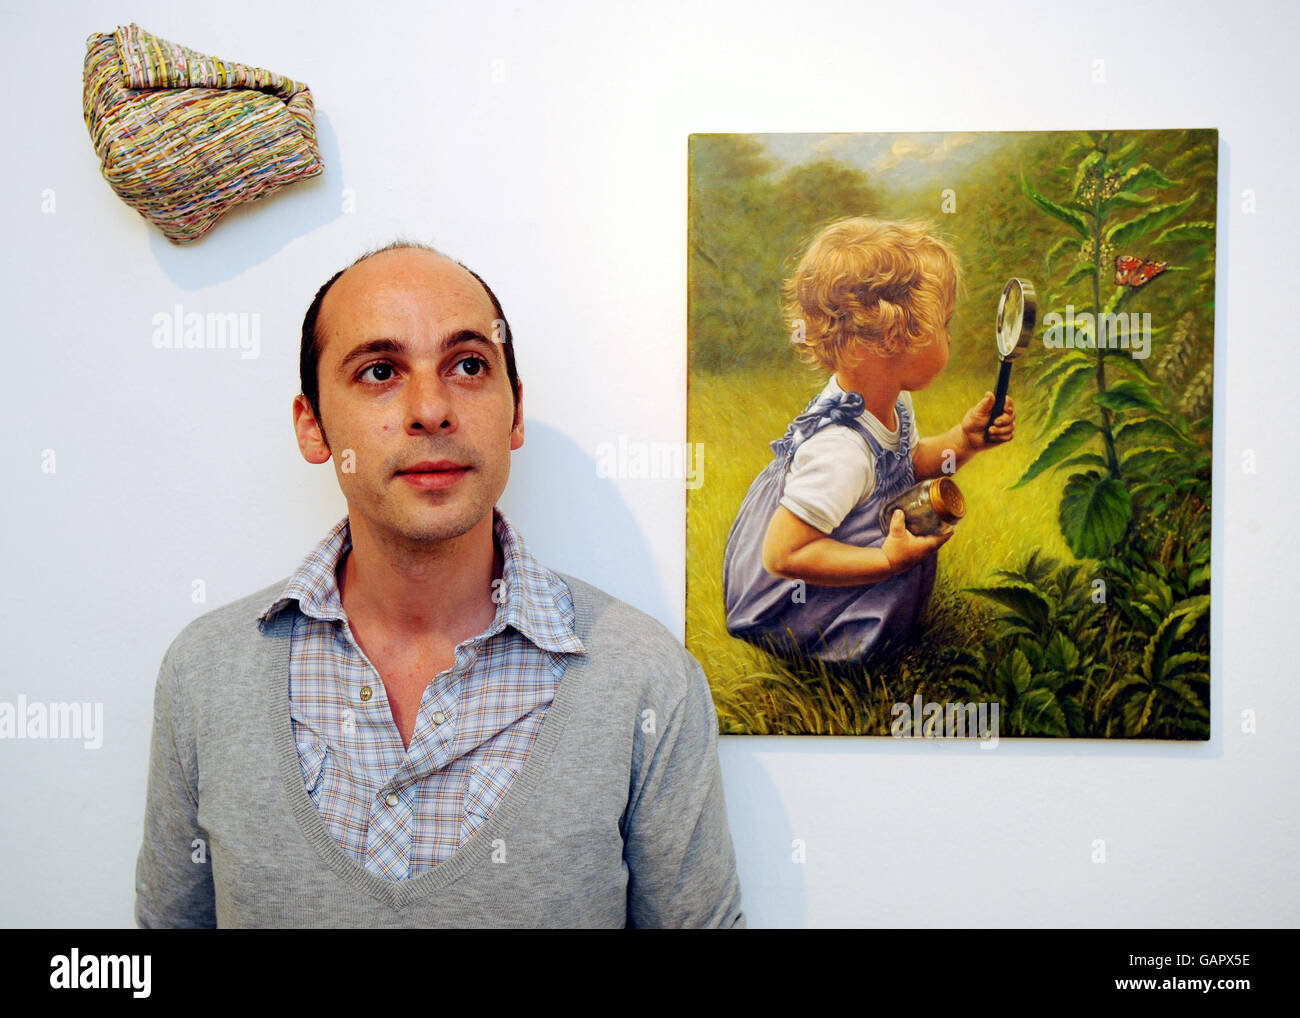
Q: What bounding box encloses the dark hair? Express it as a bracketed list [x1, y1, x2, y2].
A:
[299, 241, 520, 440]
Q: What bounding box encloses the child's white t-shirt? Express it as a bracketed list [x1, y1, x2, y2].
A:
[779, 376, 919, 535]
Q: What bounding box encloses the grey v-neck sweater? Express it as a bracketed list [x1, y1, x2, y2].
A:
[135, 572, 746, 928]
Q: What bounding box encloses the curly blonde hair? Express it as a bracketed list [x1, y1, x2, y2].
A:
[783, 217, 961, 373]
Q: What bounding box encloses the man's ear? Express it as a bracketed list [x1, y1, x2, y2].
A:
[509, 378, 525, 451]
[293, 394, 332, 464]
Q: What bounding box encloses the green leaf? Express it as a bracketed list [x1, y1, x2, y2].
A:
[1022, 169, 1091, 238]
[1045, 235, 1079, 273]
[995, 621, 1043, 642]
[1064, 140, 1093, 162]
[1173, 594, 1212, 633]
[1142, 598, 1207, 683]
[1060, 473, 1133, 558]
[1019, 687, 1069, 736]
[1102, 349, 1157, 386]
[1062, 261, 1094, 287]
[1164, 653, 1210, 681]
[1163, 677, 1209, 716]
[1099, 673, 1147, 711]
[994, 648, 1033, 703]
[1168, 142, 1215, 175]
[1060, 694, 1085, 735]
[1106, 194, 1198, 249]
[1120, 447, 1180, 477]
[1130, 483, 1175, 516]
[1116, 417, 1193, 448]
[1128, 601, 1165, 634]
[1154, 221, 1215, 245]
[1012, 420, 1101, 489]
[1054, 452, 1109, 473]
[1130, 688, 1159, 734]
[1046, 363, 1096, 429]
[1136, 569, 1175, 616]
[1093, 379, 1163, 413]
[1120, 163, 1177, 193]
[964, 582, 1054, 631]
[1121, 442, 1179, 463]
[1103, 190, 1156, 210]
[1044, 632, 1081, 673]
[1110, 137, 1140, 169]
[1034, 347, 1093, 390]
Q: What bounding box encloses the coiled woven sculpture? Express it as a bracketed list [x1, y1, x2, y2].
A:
[82, 23, 325, 244]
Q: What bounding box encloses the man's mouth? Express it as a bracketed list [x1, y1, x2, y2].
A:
[396, 461, 471, 490]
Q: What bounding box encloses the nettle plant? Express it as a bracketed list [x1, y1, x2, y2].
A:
[956, 132, 1214, 738]
[1015, 130, 1213, 560]
[950, 546, 1211, 739]
[948, 552, 1106, 737]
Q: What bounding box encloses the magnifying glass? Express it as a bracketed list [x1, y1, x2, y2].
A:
[985, 277, 1037, 444]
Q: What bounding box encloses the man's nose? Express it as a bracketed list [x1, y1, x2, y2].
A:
[404, 367, 455, 433]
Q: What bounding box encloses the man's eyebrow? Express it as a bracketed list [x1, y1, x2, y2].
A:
[336, 331, 496, 375]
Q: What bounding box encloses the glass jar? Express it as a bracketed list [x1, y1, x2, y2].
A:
[878, 477, 966, 537]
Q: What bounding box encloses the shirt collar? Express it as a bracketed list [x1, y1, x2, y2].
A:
[257, 508, 584, 656]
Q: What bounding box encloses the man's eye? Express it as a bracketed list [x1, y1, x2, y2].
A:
[359, 362, 395, 383]
[453, 355, 489, 377]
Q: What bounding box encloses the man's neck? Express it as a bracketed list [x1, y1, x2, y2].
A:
[337, 511, 503, 644]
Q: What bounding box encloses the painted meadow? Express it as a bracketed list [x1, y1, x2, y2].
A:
[687, 130, 1216, 739]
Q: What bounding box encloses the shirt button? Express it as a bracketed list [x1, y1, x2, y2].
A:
[431, 710, 447, 726]
[359, 685, 373, 702]
[384, 791, 399, 807]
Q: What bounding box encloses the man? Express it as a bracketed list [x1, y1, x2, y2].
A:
[135, 241, 746, 928]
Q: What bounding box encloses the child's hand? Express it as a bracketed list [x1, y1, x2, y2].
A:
[961, 391, 1016, 451]
[881, 509, 953, 571]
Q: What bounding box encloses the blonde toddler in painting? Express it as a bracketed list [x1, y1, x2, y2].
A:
[722, 217, 1016, 666]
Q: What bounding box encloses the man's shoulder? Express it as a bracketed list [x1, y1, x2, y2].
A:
[553, 571, 704, 703]
[159, 576, 290, 677]
[553, 570, 684, 655]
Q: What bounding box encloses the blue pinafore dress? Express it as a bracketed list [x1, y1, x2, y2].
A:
[722, 386, 938, 663]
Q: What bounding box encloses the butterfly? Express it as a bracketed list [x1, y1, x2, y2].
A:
[1114, 255, 1169, 288]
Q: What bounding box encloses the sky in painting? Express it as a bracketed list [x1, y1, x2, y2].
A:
[754, 132, 1018, 191]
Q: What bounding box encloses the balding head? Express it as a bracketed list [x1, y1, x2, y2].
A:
[299, 241, 519, 443]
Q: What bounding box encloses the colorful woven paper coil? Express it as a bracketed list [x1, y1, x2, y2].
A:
[82, 23, 325, 244]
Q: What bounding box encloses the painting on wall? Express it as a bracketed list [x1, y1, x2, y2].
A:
[686, 129, 1216, 739]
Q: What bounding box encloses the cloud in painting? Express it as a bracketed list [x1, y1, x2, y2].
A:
[868, 133, 978, 173]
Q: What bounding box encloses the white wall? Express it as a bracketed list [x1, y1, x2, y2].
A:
[1, 0, 1295, 928]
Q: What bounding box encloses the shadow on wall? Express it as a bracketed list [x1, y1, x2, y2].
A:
[499, 419, 673, 630]
[149, 112, 343, 290]
[716, 739, 805, 929]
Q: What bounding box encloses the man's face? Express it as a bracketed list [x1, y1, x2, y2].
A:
[293, 249, 523, 545]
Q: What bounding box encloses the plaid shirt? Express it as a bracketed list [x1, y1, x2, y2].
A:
[257, 509, 585, 880]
